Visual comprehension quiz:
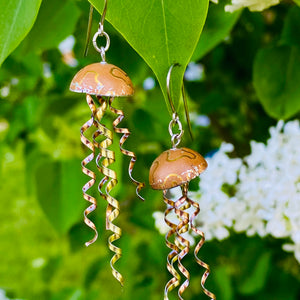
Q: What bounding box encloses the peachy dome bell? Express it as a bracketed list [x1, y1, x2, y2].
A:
[70, 62, 134, 97]
[149, 147, 208, 190]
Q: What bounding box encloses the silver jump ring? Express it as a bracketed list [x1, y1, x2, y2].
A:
[92, 31, 110, 61]
[168, 114, 182, 135]
[168, 114, 184, 148]
[171, 134, 181, 148]
[100, 47, 106, 62]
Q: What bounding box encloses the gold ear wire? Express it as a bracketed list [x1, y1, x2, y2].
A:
[84, 5, 94, 57]
[182, 84, 193, 141]
[84, 0, 108, 57]
[166, 63, 193, 141]
[99, 0, 108, 29]
[166, 63, 180, 115]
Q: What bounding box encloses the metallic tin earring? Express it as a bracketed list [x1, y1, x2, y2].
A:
[69, 0, 144, 286]
[149, 64, 216, 300]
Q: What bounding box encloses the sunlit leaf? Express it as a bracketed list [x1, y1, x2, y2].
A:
[0, 0, 41, 66]
[253, 45, 300, 119]
[88, 0, 209, 110]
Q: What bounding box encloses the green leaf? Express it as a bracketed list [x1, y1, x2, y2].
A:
[51, 288, 84, 300]
[293, 0, 300, 6]
[84, 257, 108, 289]
[214, 266, 233, 300]
[281, 6, 300, 48]
[0, 0, 42, 66]
[19, 0, 81, 53]
[253, 45, 300, 119]
[35, 159, 85, 234]
[192, 0, 242, 61]
[88, 0, 209, 110]
[238, 252, 271, 294]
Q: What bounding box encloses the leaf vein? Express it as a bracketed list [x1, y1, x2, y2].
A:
[160, 0, 170, 66]
[0, 0, 24, 60]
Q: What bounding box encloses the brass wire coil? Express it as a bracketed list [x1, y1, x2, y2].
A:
[163, 191, 181, 299]
[187, 195, 216, 300]
[162, 184, 216, 300]
[92, 96, 124, 286]
[109, 97, 145, 201]
[81, 95, 99, 247]
[174, 186, 191, 299]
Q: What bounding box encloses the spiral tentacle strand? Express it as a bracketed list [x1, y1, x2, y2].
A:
[186, 187, 216, 300]
[163, 190, 181, 299]
[81, 95, 98, 247]
[174, 185, 191, 299]
[106, 176, 123, 286]
[92, 96, 109, 201]
[109, 97, 145, 201]
[92, 96, 123, 286]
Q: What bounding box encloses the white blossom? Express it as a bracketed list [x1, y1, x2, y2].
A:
[58, 35, 78, 67]
[153, 120, 300, 263]
[189, 113, 211, 127]
[184, 62, 205, 82]
[143, 77, 156, 90]
[225, 0, 280, 12]
[283, 243, 300, 263]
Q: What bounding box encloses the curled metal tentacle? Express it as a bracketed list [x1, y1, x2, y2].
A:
[92, 96, 123, 286]
[174, 185, 191, 299]
[106, 177, 123, 286]
[109, 97, 145, 201]
[92, 96, 109, 201]
[81, 95, 98, 247]
[163, 190, 180, 299]
[186, 191, 216, 300]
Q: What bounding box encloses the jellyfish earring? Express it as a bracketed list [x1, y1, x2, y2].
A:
[69, 2, 144, 286]
[149, 65, 216, 299]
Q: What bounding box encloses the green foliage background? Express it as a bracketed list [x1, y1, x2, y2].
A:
[0, 0, 300, 299]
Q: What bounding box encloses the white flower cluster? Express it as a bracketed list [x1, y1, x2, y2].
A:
[224, 0, 280, 12]
[153, 120, 300, 263]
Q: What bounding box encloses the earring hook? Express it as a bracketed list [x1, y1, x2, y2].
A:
[84, 5, 94, 57]
[84, 1, 110, 61]
[92, 0, 110, 62]
[99, 0, 108, 31]
[166, 63, 193, 142]
[166, 63, 180, 115]
[166, 64, 184, 148]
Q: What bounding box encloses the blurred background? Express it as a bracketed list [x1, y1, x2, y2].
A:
[0, 0, 299, 299]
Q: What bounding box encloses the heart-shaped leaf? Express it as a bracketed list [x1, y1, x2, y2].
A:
[253, 45, 300, 119]
[0, 0, 42, 66]
[88, 0, 209, 110]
